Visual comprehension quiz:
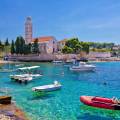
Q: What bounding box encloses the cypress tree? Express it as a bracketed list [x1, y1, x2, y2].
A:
[15, 37, 20, 54]
[19, 36, 25, 54]
[28, 43, 32, 54]
[0, 40, 2, 46]
[5, 38, 10, 46]
[15, 36, 25, 54]
[11, 40, 15, 54]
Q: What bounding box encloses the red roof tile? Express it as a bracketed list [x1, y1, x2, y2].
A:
[32, 36, 55, 43]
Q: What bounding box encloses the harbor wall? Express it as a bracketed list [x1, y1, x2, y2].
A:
[8, 53, 85, 62]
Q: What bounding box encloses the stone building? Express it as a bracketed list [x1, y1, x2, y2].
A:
[32, 36, 57, 54]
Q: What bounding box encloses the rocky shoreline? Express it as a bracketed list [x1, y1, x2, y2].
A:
[0, 103, 28, 120]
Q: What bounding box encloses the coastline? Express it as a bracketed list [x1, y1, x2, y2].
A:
[0, 103, 28, 120]
[0, 60, 21, 64]
[1, 59, 120, 64]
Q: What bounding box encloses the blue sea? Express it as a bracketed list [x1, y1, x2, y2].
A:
[0, 62, 120, 120]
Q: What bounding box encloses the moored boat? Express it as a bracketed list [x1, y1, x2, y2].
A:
[10, 66, 42, 81]
[52, 60, 63, 64]
[32, 81, 62, 92]
[17, 76, 33, 84]
[80, 96, 120, 110]
[0, 96, 12, 104]
[70, 62, 96, 71]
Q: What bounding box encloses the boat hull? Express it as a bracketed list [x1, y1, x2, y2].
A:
[70, 66, 95, 71]
[0, 96, 11, 104]
[32, 84, 62, 92]
[80, 96, 120, 110]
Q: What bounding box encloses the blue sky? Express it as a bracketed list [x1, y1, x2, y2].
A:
[0, 0, 120, 43]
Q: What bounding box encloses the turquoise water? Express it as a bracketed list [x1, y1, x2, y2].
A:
[0, 62, 120, 120]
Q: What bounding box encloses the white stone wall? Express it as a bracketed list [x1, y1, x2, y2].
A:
[38, 39, 57, 54]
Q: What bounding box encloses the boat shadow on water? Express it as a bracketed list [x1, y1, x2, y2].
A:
[28, 91, 57, 101]
[78, 105, 120, 120]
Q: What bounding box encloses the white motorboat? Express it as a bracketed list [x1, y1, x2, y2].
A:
[52, 60, 63, 64]
[32, 81, 62, 92]
[15, 64, 24, 67]
[17, 76, 33, 83]
[10, 66, 42, 80]
[70, 62, 96, 71]
[10, 74, 42, 80]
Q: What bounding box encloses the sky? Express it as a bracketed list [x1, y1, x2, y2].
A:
[0, 0, 120, 43]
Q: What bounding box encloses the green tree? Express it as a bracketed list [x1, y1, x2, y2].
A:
[66, 38, 79, 49]
[15, 37, 20, 54]
[65, 38, 82, 53]
[62, 46, 73, 54]
[19, 36, 25, 54]
[80, 42, 89, 53]
[74, 43, 82, 53]
[11, 40, 15, 54]
[0, 40, 2, 46]
[28, 43, 32, 54]
[23, 43, 31, 54]
[15, 36, 25, 54]
[5, 38, 10, 46]
[32, 39, 39, 54]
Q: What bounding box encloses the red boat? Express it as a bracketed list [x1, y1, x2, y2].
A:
[80, 96, 120, 110]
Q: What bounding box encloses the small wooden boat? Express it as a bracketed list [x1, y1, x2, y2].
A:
[0, 96, 11, 104]
[32, 81, 62, 92]
[80, 96, 120, 110]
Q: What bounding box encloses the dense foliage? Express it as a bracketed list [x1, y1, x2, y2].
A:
[0, 36, 118, 57]
[62, 38, 89, 54]
[88, 42, 114, 49]
[11, 40, 15, 54]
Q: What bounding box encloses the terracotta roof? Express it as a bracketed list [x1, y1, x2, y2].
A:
[32, 36, 55, 43]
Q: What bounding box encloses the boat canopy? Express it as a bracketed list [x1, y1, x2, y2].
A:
[18, 66, 40, 70]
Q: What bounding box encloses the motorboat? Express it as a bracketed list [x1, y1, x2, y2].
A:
[15, 64, 24, 67]
[32, 81, 62, 92]
[70, 62, 96, 71]
[10, 74, 42, 80]
[52, 60, 63, 64]
[17, 76, 33, 84]
[10, 66, 42, 80]
[80, 96, 120, 110]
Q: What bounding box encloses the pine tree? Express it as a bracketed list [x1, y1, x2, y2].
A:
[0, 40, 2, 46]
[15, 36, 25, 54]
[28, 43, 32, 54]
[19, 36, 25, 54]
[5, 38, 10, 46]
[15, 37, 20, 54]
[11, 40, 15, 54]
